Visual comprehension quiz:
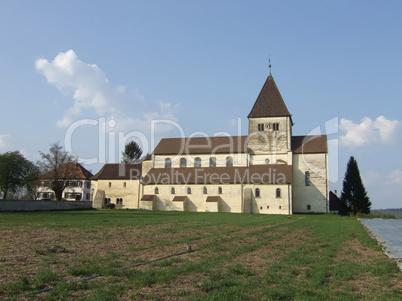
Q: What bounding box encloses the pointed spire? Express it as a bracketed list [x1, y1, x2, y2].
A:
[247, 71, 291, 119]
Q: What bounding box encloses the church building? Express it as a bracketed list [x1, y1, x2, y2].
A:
[91, 69, 329, 214]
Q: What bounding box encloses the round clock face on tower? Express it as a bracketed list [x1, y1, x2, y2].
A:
[265, 158, 270, 164]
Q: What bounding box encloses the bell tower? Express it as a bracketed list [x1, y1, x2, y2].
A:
[247, 64, 293, 165]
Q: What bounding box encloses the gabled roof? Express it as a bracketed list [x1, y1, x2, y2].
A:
[91, 163, 142, 180]
[142, 165, 292, 185]
[248, 74, 291, 119]
[41, 162, 93, 180]
[153, 136, 249, 155]
[144, 154, 152, 161]
[292, 135, 328, 154]
[329, 191, 342, 211]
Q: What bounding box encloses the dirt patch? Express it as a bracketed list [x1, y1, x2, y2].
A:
[333, 238, 380, 265]
[229, 228, 309, 275]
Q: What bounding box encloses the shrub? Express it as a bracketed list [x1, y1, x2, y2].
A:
[357, 213, 396, 219]
[105, 203, 116, 209]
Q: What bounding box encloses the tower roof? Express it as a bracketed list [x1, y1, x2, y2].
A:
[248, 74, 291, 119]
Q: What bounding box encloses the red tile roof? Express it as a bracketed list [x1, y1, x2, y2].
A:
[153, 136, 249, 155]
[153, 134, 327, 156]
[172, 196, 187, 202]
[206, 196, 220, 202]
[292, 135, 328, 154]
[141, 194, 156, 201]
[91, 163, 142, 180]
[41, 162, 93, 180]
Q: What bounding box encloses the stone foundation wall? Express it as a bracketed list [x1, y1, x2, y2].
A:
[0, 200, 93, 212]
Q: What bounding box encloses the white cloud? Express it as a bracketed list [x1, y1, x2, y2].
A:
[0, 134, 10, 149]
[387, 169, 402, 184]
[339, 116, 400, 147]
[361, 170, 381, 186]
[35, 50, 178, 132]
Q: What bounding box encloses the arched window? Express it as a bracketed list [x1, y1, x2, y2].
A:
[180, 158, 187, 168]
[305, 171, 311, 186]
[171, 187, 175, 194]
[187, 187, 192, 194]
[209, 157, 216, 167]
[255, 188, 260, 197]
[194, 157, 201, 167]
[123, 182, 126, 187]
[203, 186, 208, 194]
[165, 158, 172, 168]
[226, 156, 233, 167]
[218, 187, 222, 194]
[108, 182, 112, 187]
[276, 188, 281, 198]
[154, 187, 159, 194]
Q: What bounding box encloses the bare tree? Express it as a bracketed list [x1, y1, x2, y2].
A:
[37, 142, 78, 201]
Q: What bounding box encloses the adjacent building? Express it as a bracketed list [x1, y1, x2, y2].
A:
[37, 162, 93, 201]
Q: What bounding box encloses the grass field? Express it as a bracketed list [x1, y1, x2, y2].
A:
[0, 210, 400, 300]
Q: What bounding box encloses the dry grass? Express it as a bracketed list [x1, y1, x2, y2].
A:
[0, 211, 400, 300]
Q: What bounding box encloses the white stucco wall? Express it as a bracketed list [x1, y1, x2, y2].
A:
[91, 179, 140, 209]
[244, 184, 292, 215]
[142, 184, 244, 213]
[142, 183, 292, 215]
[37, 180, 92, 201]
[292, 153, 328, 213]
[250, 151, 293, 166]
[153, 153, 249, 169]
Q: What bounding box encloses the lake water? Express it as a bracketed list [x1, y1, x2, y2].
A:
[360, 219, 402, 270]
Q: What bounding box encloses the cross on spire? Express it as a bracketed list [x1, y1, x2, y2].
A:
[268, 54, 272, 75]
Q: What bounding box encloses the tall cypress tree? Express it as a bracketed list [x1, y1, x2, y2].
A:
[340, 156, 371, 216]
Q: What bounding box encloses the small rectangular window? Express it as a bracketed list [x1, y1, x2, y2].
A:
[258, 124, 264, 132]
[209, 157, 216, 167]
[273, 123, 279, 131]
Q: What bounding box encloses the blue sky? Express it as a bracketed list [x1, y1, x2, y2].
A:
[0, 0, 401, 209]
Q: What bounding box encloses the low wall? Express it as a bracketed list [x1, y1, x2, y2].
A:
[0, 199, 93, 212]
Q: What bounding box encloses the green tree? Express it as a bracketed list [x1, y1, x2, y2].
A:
[121, 141, 142, 163]
[340, 156, 371, 216]
[0, 151, 37, 199]
[37, 142, 77, 201]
